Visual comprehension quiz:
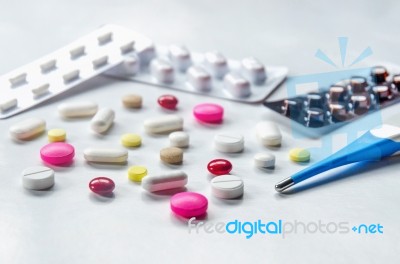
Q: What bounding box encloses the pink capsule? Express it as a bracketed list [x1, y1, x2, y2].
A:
[89, 177, 115, 195]
[158, 94, 178, 110]
[207, 159, 232, 175]
[40, 142, 75, 165]
[170, 192, 208, 218]
[193, 103, 224, 123]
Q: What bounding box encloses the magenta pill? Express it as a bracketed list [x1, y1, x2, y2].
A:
[170, 192, 208, 218]
[207, 159, 232, 176]
[40, 142, 75, 165]
[158, 94, 178, 110]
[89, 177, 115, 195]
[193, 103, 224, 123]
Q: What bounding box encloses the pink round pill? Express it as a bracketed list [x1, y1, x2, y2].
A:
[170, 192, 208, 218]
[193, 103, 224, 123]
[40, 142, 75, 165]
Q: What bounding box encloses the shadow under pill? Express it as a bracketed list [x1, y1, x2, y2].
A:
[86, 162, 128, 170]
[170, 212, 208, 227]
[211, 195, 244, 206]
[24, 185, 56, 197]
[141, 187, 187, 201]
[89, 192, 115, 203]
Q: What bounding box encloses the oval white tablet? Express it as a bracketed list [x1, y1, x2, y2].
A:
[187, 66, 212, 91]
[83, 148, 128, 163]
[150, 58, 174, 83]
[241, 57, 267, 84]
[58, 101, 98, 118]
[204, 51, 228, 79]
[256, 121, 282, 146]
[214, 133, 244, 153]
[168, 45, 192, 72]
[211, 175, 244, 199]
[142, 171, 188, 192]
[223, 73, 251, 98]
[9, 117, 46, 140]
[91, 108, 115, 133]
[144, 115, 183, 134]
[169, 131, 189, 148]
[0, 98, 17, 112]
[22, 166, 54, 190]
[254, 153, 275, 168]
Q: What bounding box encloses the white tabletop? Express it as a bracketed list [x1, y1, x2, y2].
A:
[0, 1, 399, 263]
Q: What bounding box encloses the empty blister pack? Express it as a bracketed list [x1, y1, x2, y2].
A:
[0, 24, 153, 119]
[263, 63, 400, 136]
[105, 45, 288, 103]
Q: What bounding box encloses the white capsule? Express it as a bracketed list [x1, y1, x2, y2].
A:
[9, 73, 27, 86]
[69, 46, 85, 59]
[32, 83, 50, 97]
[223, 73, 251, 98]
[92, 55, 108, 69]
[187, 66, 212, 91]
[214, 133, 244, 153]
[120, 41, 135, 54]
[211, 175, 244, 199]
[254, 153, 275, 168]
[144, 115, 183, 134]
[97, 32, 112, 45]
[22, 166, 54, 190]
[241, 57, 267, 84]
[63, 69, 80, 83]
[142, 171, 188, 192]
[256, 121, 282, 146]
[0, 98, 17, 112]
[137, 42, 156, 66]
[58, 101, 98, 118]
[204, 51, 229, 79]
[169, 131, 190, 148]
[91, 108, 115, 133]
[121, 54, 140, 75]
[40, 59, 56, 73]
[168, 45, 192, 72]
[150, 59, 174, 83]
[9, 117, 46, 140]
[84, 148, 128, 163]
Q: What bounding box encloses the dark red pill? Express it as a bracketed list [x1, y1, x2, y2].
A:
[207, 159, 232, 176]
[158, 94, 178, 110]
[89, 177, 115, 195]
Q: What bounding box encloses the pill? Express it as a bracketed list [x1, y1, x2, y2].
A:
[187, 66, 212, 91]
[120, 41, 135, 54]
[92, 55, 108, 68]
[160, 147, 183, 164]
[97, 32, 113, 45]
[350, 76, 368, 94]
[122, 94, 142, 109]
[9, 73, 27, 86]
[224, 73, 251, 97]
[168, 45, 192, 72]
[40, 142, 75, 165]
[306, 108, 325, 127]
[144, 115, 183, 134]
[69, 46, 85, 59]
[211, 175, 244, 199]
[142, 170, 188, 192]
[373, 84, 392, 101]
[214, 133, 244, 153]
[121, 133, 141, 147]
[89, 177, 115, 196]
[22, 166, 55, 190]
[128, 166, 148, 182]
[48, 128, 66, 142]
[118, 54, 140, 76]
[371, 66, 388, 84]
[137, 42, 156, 66]
[0, 98, 17, 112]
[158, 94, 178, 110]
[63, 69, 80, 83]
[330, 104, 347, 122]
[91, 108, 115, 133]
[307, 93, 324, 109]
[254, 153, 275, 168]
[207, 159, 232, 176]
[204, 51, 228, 79]
[329, 85, 347, 103]
[40, 59, 57, 73]
[169, 131, 189, 148]
[150, 58, 174, 83]
[351, 95, 370, 115]
[170, 192, 208, 218]
[9, 118, 46, 140]
[392, 74, 400, 90]
[193, 103, 224, 123]
[255, 121, 282, 147]
[289, 148, 310, 162]
[58, 101, 98, 118]
[32, 83, 50, 97]
[241, 57, 267, 84]
[84, 148, 128, 163]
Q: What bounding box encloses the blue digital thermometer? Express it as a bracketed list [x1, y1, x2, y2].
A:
[275, 124, 400, 192]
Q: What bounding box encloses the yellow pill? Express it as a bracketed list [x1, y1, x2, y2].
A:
[289, 148, 310, 162]
[48, 128, 66, 142]
[128, 166, 148, 182]
[121, 133, 141, 147]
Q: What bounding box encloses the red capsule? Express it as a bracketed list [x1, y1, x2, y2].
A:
[207, 159, 232, 176]
[158, 94, 178, 110]
[89, 177, 115, 195]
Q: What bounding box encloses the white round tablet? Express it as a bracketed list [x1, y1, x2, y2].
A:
[214, 133, 244, 153]
[211, 175, 244, 199]
[254, 153, 275, 168]
[22, 166, 55, 190]
[169, 131, 189, 148]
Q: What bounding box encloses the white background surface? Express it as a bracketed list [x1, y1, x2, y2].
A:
[1, 1, 400, 263]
